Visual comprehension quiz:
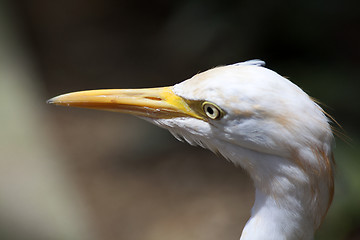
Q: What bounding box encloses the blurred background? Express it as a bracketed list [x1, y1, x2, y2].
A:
[0, 0, 359, 239]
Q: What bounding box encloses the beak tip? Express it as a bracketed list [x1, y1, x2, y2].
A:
[46, 98, 55, 105]
[47, 96, 62, 105]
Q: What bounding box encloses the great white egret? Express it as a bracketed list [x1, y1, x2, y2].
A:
[48, 60, 335, 240]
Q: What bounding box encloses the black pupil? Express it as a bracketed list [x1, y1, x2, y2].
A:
[207, 106, 214, 115]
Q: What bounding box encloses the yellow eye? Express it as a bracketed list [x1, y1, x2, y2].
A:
[202, 102, 222, 120]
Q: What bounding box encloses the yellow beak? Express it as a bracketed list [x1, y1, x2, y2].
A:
[47, 87, 201, 119]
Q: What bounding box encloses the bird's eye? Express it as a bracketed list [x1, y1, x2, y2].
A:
[202, 102, 222, 120]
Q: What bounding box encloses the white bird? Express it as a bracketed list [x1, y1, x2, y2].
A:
[48, 60, 335, 240]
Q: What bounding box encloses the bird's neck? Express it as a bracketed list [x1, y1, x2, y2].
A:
[240, 189, 314, 240]
[233, 149, 333, 240]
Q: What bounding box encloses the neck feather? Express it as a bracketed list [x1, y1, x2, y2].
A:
[240, 189, 315, 240]
[218, 144, 334, 240]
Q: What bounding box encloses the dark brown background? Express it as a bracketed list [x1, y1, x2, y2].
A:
[1, 0, 360, 239]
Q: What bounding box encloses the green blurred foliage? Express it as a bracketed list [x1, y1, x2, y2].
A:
[317, 140, 360, 239]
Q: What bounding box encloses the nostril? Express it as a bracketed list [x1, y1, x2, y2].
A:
[145, 96, 162, 101]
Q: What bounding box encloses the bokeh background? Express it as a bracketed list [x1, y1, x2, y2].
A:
[1, 0, 359, 239]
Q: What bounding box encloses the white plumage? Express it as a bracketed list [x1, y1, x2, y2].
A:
[48, 60, 335, 240]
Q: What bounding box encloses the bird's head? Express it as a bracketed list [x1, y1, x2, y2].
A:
[48, 60, 333, 167]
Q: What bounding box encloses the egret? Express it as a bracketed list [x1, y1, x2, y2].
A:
[48, 60, 335, 240]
